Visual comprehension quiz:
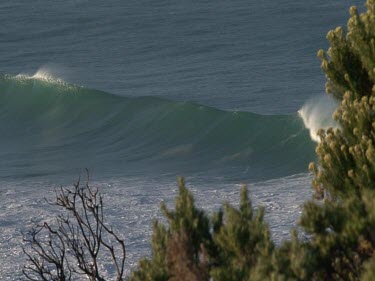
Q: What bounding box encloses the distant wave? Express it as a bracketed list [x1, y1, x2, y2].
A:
[0, 73, 316, 180]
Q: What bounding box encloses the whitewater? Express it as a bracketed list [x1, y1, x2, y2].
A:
[0, 0, 361, 279]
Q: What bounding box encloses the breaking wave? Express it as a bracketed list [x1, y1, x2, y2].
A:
[0, 73, 316, 180]
[298, 96, 338, 142]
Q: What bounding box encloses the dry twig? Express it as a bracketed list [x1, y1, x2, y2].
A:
[23, 172, 126, 281]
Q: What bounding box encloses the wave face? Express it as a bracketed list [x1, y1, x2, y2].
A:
[0, 74, 315, 180]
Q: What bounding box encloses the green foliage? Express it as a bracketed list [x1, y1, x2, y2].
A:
[161, 177, 212, 259]
[129, 180, 276, 281]
[271, 231, 313, 281]
[210, 187, 274, 281]
[129, 221, 170, 281]
[301, 0, 375, 279]
[361, 256, 375, 281]
[318, 1, 375, 100]
[129, 178, 212, 281]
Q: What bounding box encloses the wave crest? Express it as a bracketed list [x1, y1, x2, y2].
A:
[14, 67, 70, 86]
[298, 96, 338, 142]
[0, 73, 315, 179]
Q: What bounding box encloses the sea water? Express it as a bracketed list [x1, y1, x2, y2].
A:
[0, 0, 363, 279]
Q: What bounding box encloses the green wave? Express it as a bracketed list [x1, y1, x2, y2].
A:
[0, 75, 316, 180]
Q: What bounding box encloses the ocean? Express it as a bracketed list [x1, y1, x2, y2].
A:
[0, 0, 362, 279]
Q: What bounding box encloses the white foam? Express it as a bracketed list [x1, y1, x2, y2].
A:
[298, 95, 338, 142]
[14, 66, 68, 85]
[33, 69, 56, 80]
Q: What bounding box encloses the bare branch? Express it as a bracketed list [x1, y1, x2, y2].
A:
[23, 172, 126, 281]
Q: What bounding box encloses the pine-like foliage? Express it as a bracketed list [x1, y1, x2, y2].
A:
[129, 178, 212, 281]
[129, 179, 275, 281]
[361, 256, 375, 281]
[210, 187, 274, 281]
[300, 1, 375, 280]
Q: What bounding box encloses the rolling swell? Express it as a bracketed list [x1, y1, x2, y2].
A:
[0, 74, 316, 180]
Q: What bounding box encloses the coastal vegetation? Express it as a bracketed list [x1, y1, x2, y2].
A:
[23, 0, 375, 280]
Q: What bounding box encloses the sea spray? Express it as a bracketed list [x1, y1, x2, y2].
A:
[14, 66, 73, 86]
[298, 95, 338, 142]
[32, 69, 64, 83]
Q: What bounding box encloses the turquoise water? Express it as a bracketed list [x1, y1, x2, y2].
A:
[0, 0, 362, 278]
[0, 75, 314, 180]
